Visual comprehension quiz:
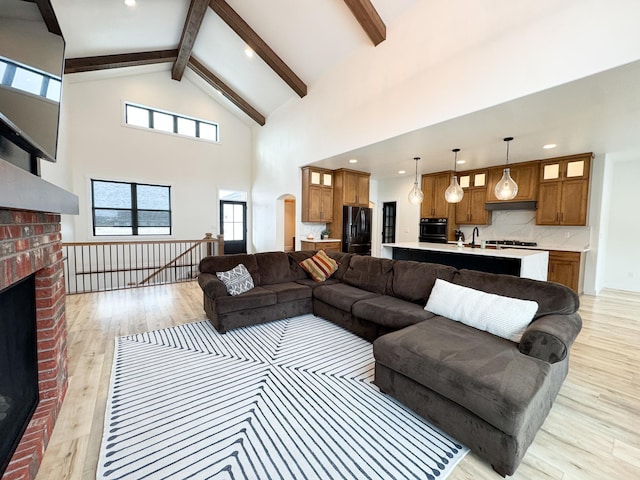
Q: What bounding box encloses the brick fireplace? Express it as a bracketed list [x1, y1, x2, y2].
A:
[0, 209, 68, 480]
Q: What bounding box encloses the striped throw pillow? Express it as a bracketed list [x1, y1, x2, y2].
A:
[299, 250, 339, 282]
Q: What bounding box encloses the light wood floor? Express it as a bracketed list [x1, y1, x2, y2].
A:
[35, 283, 640, 480]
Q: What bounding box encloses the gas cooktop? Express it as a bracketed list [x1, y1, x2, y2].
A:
[485, 240, 538, 247]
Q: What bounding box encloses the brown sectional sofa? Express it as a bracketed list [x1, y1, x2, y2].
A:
[197, 250, 582, 476]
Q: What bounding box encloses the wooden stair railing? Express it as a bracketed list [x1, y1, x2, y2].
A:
[138, 233, 223, 286]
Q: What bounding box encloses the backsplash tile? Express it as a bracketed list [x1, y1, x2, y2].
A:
[458, 210, 591, 249]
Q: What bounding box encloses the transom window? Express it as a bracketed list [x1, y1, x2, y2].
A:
[124, 102, 219, 142]
[91, 179, 172, 236]
[0, 56, 62, 102]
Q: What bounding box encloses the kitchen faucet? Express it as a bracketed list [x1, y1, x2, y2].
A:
[471, 227, 480, 248]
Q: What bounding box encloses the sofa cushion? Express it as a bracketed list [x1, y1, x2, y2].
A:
[288, 251, 315, 280]
[391, 260, 457, 305]
[342, 255, 394, 294]
[325, 251, 353, 280]
[313, 283, 379, 312]
[295, 277, 342, 288]
[216, 264, 255, 296]
[199, 254, 260, 285]
[255, 251, 291, 285]
[373, 318, 564, 437]
[453, 269, 579, 318]
[214, 286, 277, 314]
[299, 250, 339, 282]
[352, 295, 436, 329]
[425, 279, 538, 342]
[262, 282, 312, 303]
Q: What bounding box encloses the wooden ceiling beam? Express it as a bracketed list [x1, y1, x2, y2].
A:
[343, 0, 386, 46]
[188, 57, 266, 126]
[34, 0, 62, 36]
[172, 0, 210, 81]
[64, 50, 178, 74]
[209, 0, 307, 98]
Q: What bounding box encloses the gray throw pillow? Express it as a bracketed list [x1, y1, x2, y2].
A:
[216, 264, 254, 295]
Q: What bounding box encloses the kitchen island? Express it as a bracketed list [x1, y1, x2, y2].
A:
[381, 242, 549, 280]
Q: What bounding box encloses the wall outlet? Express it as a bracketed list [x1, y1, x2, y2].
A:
[565, 231, 571, 238]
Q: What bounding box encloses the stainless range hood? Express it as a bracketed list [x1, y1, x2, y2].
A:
[485, 200, 537, 211]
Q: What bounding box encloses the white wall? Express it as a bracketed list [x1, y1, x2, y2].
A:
[377, 176, 421, 244]
[252, 0, 640, 254]
[44, 69, 252, 242]
[602, 159, 640, 292]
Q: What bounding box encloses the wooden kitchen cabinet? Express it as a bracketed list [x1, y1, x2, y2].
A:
[548, 250, 583, 293]
[420, 171, 452, 218]
[301, 167, 333, 222]
[536, 154, 591, 226]
[486, 161, 539, 202]
[300, 240, 341, 252]
[455, 169, 490, 225]
[335, 169, 370, 206]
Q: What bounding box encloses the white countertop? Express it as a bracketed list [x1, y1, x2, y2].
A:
[383, 242, 545, 259]
[446, 241, 589, 253]
[301, 238, 341, 243]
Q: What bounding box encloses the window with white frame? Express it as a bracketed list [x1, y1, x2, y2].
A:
[91, 179, 172, 236]
[124, 102, 219, 142]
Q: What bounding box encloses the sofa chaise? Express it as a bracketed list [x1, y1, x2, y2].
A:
[197, 250, 582, 476]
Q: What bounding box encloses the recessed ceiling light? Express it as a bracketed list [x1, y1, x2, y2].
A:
[124, 0, 136, 7]
[349, 159, 358, 164]
[398, 170, 406, 174]
[543, 143, 557, 149]
[244, 47, 254, 58]
[456, 159, 466, 165]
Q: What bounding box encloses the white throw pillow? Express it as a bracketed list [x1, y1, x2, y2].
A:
[216, 264, 254, 296]
[425, 278, 538, 343]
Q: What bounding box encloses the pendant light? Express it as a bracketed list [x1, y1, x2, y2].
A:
[444, 148, 464, 203]
[408, 156, 424, 205]
[494, 136, 518, 200]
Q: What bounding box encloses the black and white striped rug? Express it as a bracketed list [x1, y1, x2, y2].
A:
[98, 314, 468, 479]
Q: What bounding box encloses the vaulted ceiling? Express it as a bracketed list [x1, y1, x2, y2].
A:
[46, 0, 640, 178]
[52, 0, 415, 126]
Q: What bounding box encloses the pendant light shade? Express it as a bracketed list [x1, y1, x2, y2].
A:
[445, 148, 464, 203]
[494, 137, 518, 200]
[408, 156, 424, 204]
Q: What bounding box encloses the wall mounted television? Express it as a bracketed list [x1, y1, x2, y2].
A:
[0, 0, 65, 172]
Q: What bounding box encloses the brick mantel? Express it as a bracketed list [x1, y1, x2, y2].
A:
[1, 209, 68, 480]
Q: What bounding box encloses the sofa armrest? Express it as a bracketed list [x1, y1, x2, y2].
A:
[518, 312, 582, 364]
[198, 272, 229, 299]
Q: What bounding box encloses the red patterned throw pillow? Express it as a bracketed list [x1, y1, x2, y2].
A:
[299, 250, 339, 282]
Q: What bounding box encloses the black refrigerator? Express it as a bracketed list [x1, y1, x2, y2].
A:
[342, 206, 372, 255]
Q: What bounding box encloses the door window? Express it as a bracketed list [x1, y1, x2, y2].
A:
[220, 200, 247, 254]
[382, 202, 397, 244]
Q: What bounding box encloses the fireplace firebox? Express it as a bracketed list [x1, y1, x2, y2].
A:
[0, 275, 39, 477]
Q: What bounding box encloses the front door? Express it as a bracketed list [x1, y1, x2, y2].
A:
[220, 200, 247, 254]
